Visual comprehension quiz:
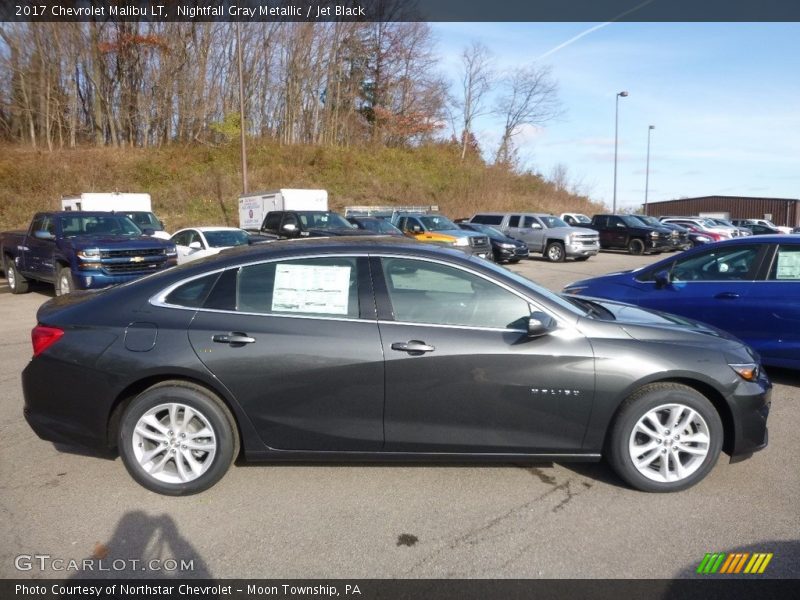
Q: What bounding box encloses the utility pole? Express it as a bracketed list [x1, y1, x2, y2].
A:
[236, 21, 248, 194]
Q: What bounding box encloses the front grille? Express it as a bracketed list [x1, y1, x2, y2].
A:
[468, 236, 491, 251]
[102, 262, 163, 274]
[573, 234, 599, 245]
[100, 248, 165, 259]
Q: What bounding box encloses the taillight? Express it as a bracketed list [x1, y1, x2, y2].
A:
[31, 325, 64, 357]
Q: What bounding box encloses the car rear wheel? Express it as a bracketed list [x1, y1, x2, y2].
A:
[545, 241, 566, 262]
[627, 238, 645, 255]
[607, 383, 722, 492]
[119, 381, 239, 495]
[5, 260, 29, 294]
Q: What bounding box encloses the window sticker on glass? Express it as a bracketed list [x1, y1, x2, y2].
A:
[775, 249, 800, 280]
[272, 264, 352, 314]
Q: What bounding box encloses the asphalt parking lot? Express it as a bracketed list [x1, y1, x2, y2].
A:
[0, 250, 797, 580]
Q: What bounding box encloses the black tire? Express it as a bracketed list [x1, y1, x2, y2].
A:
[55, 265, 72, 296]
[627, 238, 645, 255]
[574, 256, 590, 262]
[607, 383, 723, 493]
[507, 258, 521, 264]
[545, 241, 566, 262]
[5, 259, 30, 294]
[118, 381, 239, 495]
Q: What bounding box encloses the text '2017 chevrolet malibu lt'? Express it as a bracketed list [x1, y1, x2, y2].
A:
[23, 238, 769, 495]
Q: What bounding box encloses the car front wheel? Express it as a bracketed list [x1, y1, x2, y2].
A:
[607, 383, 722, 492]
[545, 241, 565, 262]
[119, 381, 239, 495]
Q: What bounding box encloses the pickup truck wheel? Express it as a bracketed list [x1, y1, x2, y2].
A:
[56, 266, 72, 296]
[118, 382, 239, 495]
[607, 383, 722, 492]
[545, 241, 566, 262]
[6, 261, 30, 294]
[627, 238, 645, 255]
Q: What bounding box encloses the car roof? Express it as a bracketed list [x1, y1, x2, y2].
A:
[173, 227, 244, 233]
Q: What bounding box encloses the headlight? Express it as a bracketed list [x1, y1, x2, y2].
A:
[499, 243, 516, 249]
[453, 237, 470, 247]
[649, 231, 660, 238]
[77, 248, 101, 261]
[695, 235, 711, 243]
[729, 363, 760, 382]
[165, 246, 178, 257]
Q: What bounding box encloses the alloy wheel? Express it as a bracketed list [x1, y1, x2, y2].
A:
[628, 403, 710, 483]
[132, 403, 217, 484]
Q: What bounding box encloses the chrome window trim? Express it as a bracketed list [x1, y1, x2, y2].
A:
[378, 320, 527, 334]
[148, 250, 565, 326]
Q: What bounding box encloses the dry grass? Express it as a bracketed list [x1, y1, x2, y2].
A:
[0, 141, 605, 231]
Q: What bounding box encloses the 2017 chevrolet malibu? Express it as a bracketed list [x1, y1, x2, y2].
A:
[23, 238, 769, 495]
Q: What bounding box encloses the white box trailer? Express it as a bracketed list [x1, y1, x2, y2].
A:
[61, 192, 152, 212]
[238, 189, 328, 230]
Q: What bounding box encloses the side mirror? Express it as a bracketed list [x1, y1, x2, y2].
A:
[616, 222, 626, 228]
[188, 241, 202, 250]
[530, 223, 543, 230]
[280, 223, 299, 237]
[527, 311, 557, 338]
[142, 228, 155, 236]
[654, 269, 671, 289]
[411, 225, 422, 233]
[34, 230, 55, 240]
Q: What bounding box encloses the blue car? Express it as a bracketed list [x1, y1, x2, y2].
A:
[563, 235, 800, 369]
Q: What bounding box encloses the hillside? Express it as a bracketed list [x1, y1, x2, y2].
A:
[0, 141, 605, 231]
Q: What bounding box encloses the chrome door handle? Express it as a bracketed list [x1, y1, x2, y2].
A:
[391, 340, 435, 354]
[212, 333, 256, 345]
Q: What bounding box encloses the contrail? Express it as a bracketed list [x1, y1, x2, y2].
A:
[537, 0, 657, 60]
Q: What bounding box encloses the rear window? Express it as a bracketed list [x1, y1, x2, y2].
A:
[471, 214, 504, 226]
[164, 273, 220, 308]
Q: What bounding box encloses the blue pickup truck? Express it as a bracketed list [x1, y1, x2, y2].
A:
[1, 211, 177, 295]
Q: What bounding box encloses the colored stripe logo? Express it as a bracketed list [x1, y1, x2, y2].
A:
[696, 552, 773, 574]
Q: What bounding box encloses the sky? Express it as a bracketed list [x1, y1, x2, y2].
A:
[431, 22, 800, 211]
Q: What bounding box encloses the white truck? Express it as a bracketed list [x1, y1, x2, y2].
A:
[60, 193, 170, 239]
[238, 189, 328, 231]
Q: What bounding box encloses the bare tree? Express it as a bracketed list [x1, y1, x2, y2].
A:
[457, 41, 492, 160]
[494, 64, 561, 166]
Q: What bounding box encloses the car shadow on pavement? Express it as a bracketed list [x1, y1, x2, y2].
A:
[66, 511, 213, 580]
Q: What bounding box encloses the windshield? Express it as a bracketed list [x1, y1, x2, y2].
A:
[357, 219, 402, 234]
[297, 211, 353, 229]
[59, 214, 142, 237]
[714, 219, 735, 227]
[465, 223, 506, 240]
[122, 211, 161, 229]
[621, 215, 652, 227]
[203, 229, 250, 248]
[571, 214, 591, 224]
[633, 215, 658, 226]
[541, 216, 569, 228]
[419, 215, 458, 231]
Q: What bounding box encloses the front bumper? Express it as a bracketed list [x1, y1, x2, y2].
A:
[496, 245, 529, 261]
[727, 372, 771, 459]
[71, 261, 176, 290]
[566, 242, 599, 258]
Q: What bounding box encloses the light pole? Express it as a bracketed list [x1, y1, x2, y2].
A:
[236, 21, 248, 194]
[612, 90, 628, 214]
[644, 125, 655, 214]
